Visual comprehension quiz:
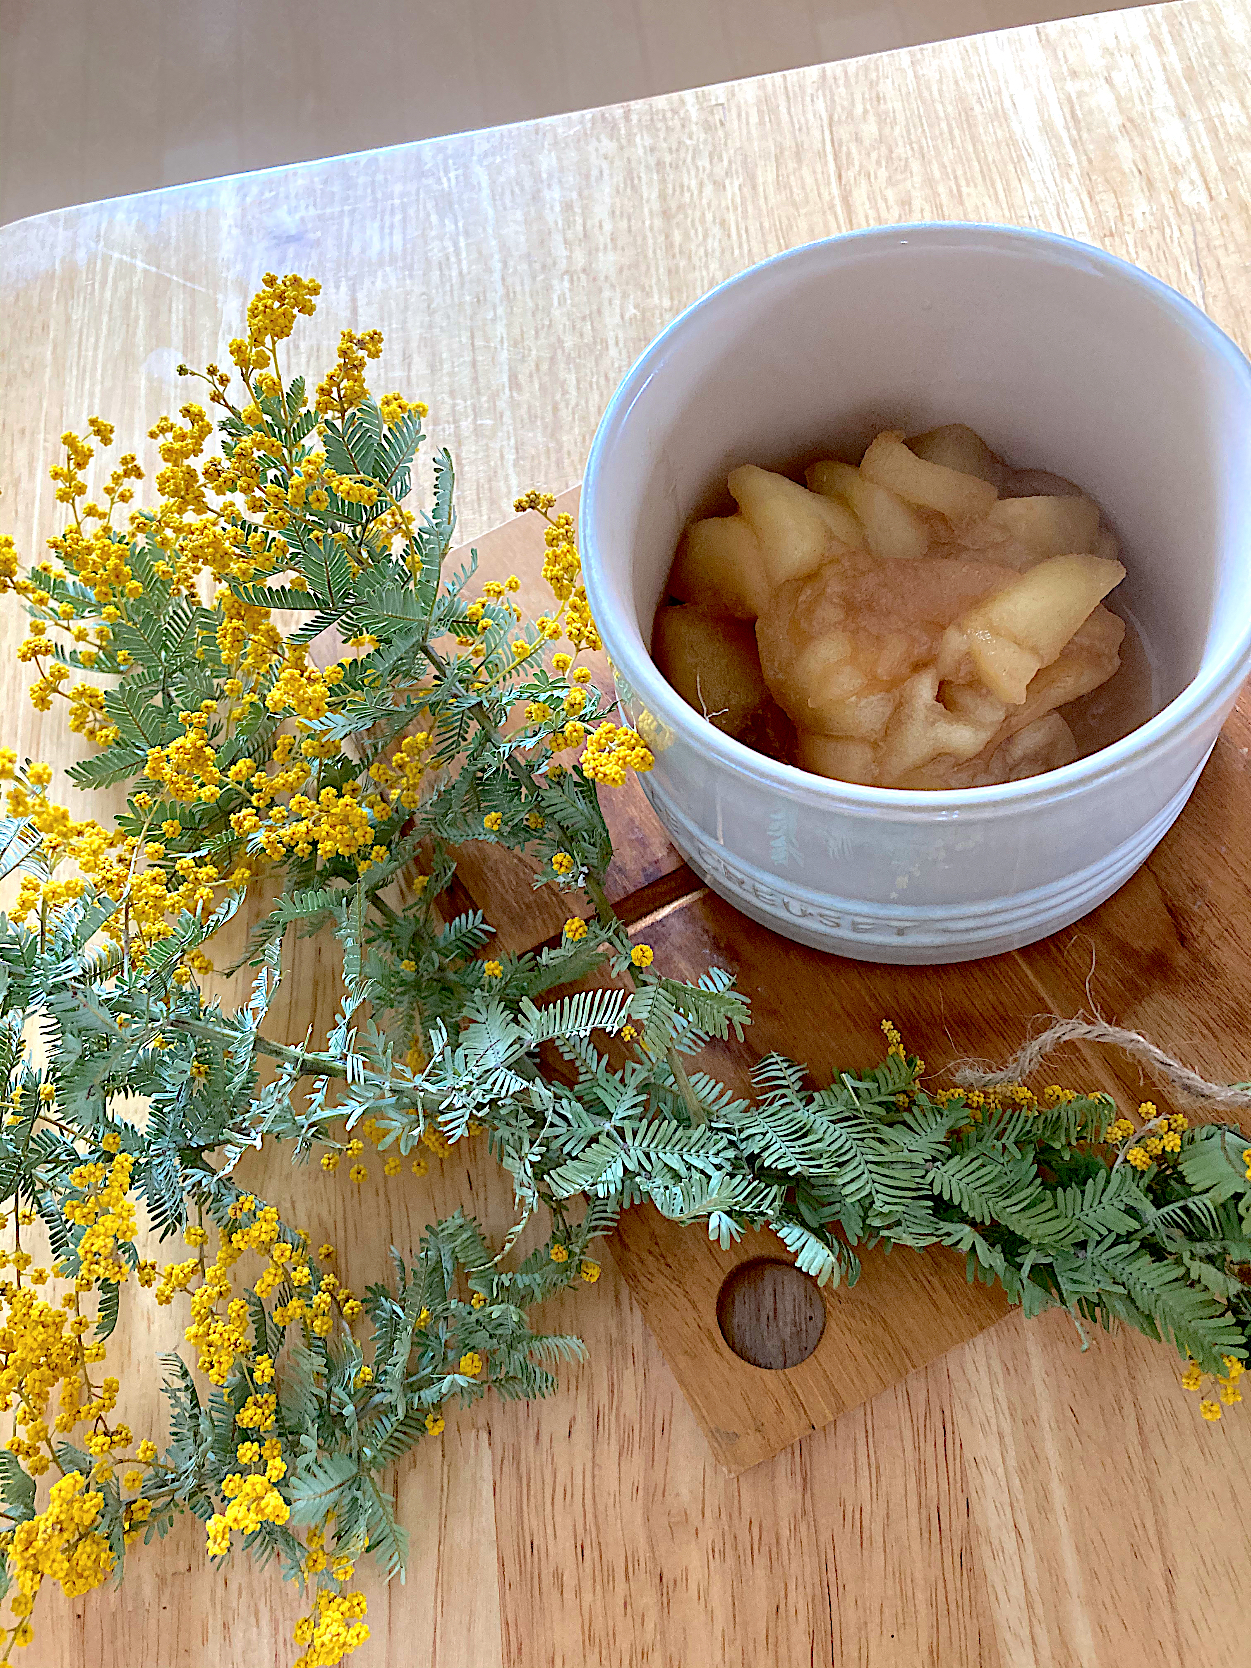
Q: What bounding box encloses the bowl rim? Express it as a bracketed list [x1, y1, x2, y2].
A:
[580, 221, 1251, 814]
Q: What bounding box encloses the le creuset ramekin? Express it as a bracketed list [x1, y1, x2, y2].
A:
[580, 224, 1251, 963]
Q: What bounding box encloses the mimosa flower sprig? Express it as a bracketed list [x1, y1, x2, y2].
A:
[1, 276, 1249, 1667]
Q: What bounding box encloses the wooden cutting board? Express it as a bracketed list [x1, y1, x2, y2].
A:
[410, 487, 1251, 1473]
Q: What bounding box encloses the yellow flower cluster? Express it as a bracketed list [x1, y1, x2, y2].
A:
[322, 467, 380, 509]
[579, 721, 654, 787]
[225, 735, 383, 873]
[158, 1202, 365, 1400]
[379, 391, 427, 426]
[513, 495, 602, 654]
[184, 1260, 251, 1385]
[880, 1019, 905, 1059]
[1042, 1084, 1079, 1105]
[0, 1273, 137, 1473]
[217, 589, 284, 675]
[145, 709, 223, 803]
[547, 1247, 602, 1284]
[3, 770, 246, 964]
[159, 1207, 257, 1377]
[65, 678, 112, 743]
[1120, 1104, 1189, 1171]
[63, 1152, 137, 1284]
[267, 644, 338, 721]
[237, 1393, 279, 1430]
[2, 1470, 116, 1647]
[0, 534, 18, 591]
[147, 403, 215, 523]
[232, 781, 379, 881]
[206, 1467, 291, 1557]
[37, 422, 144, 597]
[230, 271, 323, 373]
[315, 328, 384, 417]
[1182, 1353, 1245, 1421]
[15, 623, 68, 714]
[513, 490, 557, 517]
[302, 1521, 331, 1572]
[370, 731, 431, 812]
[292, 1587, 371, 1668]
[563, 590, 601, 654]
[4, 276, 445, 946]
[539, 513, 581, 602]
[1, 282, 442, 984]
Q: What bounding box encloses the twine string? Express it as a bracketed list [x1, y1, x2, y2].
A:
[952, 1015, 1251, 1112]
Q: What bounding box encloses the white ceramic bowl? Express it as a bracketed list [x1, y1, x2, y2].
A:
[580, 224, 1251, 963]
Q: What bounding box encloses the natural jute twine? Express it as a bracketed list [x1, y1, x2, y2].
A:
[953, 1015, 1251, 1113]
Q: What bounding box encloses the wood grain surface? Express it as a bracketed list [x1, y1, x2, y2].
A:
[5, 3, 1251, 1662]
[614, 1210, 1012, 1472]
[1, 0, 1138, 227]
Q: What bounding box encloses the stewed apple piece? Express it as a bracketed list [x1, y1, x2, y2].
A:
[806, 460, 931, 561]
[727, 464, 863, 590]
[860, 431, 999, 524]
[996, 606, 1125, 733]
[876, 666, 1005, 783]
[985, 495, 1101, 561]
[755, 549, 1018, 740]
[907, 423, 1007, 487]
[652, 603, 769, 737]
[942, 552, 1125, 704]
[669, 514, 772, 618]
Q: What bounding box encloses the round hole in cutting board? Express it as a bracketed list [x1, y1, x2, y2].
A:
[715, 1258, 826, 1370]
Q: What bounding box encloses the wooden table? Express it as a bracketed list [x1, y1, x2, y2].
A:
[4, 2, 1251, 1662]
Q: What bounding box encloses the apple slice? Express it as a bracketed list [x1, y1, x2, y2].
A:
[946, 552, 1126, 704]
[807, 460, 931, 561]
[990, 712, 1079, 780]
[861, 431, 999, 524]
[806, 459, 860, 502]
[728, 464, 861, 590]
[670, 514, 772, 618]
[998, 607, 1125, 734]
[986, 495, 1101, 560]
[907, 423, 1006, 488]
[652, 603, 768, 736]
[795, 731, 879, 785]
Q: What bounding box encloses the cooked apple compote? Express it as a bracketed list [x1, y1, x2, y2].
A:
[653, 424, 1148, 790]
